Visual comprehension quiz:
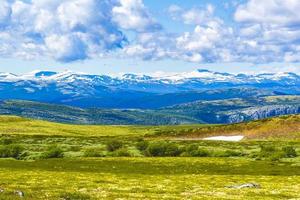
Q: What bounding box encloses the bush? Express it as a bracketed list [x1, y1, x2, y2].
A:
[258, 145, 289, 161]
[83, 147, 105, 157]
[186, 144, 198, 153]
[185, 144, 209, 157]
[282, 146, 297, 158]
[213, 150, 242, 157]
[112, 148, 131, 157]
[106, 140, 123, 152]
[18, 151, 30, 160]
[269, 151, 286, 161]
[59, 192, 91, 200]
[0, 137, 13, 145]
[259, 145, 277, 158]
[146, 142, 181, 157]
[0, 144, 23, 159]
[194, 149, 210, 157]
[41, 145, 64, 159]
[136, 140, 149, 151]
[165, 143, 181, 156]
[146, 142, 166, 156]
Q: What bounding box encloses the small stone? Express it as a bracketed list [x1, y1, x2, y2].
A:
[226, 183, 261, 189]
[15, 190, 25, 197]
[0, 188, 4, 193]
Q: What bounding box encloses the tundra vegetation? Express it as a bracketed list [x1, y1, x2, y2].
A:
[0, 115, 299, 199]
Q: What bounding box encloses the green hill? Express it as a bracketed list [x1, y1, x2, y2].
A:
[0, 114, 300, 140]
[155, 114, 300, 140]
[1, 96, 300, 125]
[0, 100, 201, 125]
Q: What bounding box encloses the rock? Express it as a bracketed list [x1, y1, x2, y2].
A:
[15, 190, 24, 197]
[0, 188, 4, 193]
[226, 183, 261, 189]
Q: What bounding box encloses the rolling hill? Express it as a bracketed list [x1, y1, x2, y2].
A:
[154, 114, 300, 140]
[0, 114, 300, 140]
[1, 96, 300, 125]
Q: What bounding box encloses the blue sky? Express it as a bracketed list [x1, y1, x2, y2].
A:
[0, 0, 300, 75]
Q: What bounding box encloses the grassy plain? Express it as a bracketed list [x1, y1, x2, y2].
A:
[1, 158, 300, 199]
[0, 115, 300, 199]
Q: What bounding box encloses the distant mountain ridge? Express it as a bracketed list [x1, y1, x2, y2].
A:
[1, 69, 300, 86]
[0, 69, 300, 109]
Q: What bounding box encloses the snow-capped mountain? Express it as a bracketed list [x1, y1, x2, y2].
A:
[0, 69, 300, 108]
[2, 69, 300, 85]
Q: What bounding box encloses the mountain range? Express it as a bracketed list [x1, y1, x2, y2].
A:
[1, 69, 300, 125]
[1, 69, 300, 108]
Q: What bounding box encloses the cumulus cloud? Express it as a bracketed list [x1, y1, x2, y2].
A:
[122, 4, 235, 63]
[1, 0, 300, 64]
[234, 0, 300, 62]
[122, 32, 177, 60]
[0, 0, 159, 62]
[112, 0, 161, 32]
[235, 0, 300, 25]
[168, 4, 216, 26]
[0, 1, 11, 28]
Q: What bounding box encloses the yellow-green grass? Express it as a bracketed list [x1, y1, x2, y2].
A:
[0, 115, 300, 199]
[0, 115, 210, 138]
[2, 114, 300, 140]
[155, 114, 300, 140]
[0, 157, 299, 200]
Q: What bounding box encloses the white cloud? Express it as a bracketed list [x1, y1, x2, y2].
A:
[122, 17, 235, 63]
[112, 0, 161, 32]
[1, 0, 300, 64]
[168, 4, 182, 19]
[122, 4, 235, 63]
[0, 0, 160, 62]
[45, 34, 87, 62]
[122, 32, 177, 60]
[0, 1, 11, 28]
[234, 0, 300, 62]
[168, 4, 217, 26]
[235, 0, 300, 26]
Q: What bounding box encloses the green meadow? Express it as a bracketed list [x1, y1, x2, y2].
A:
[0, 115, 300, 199]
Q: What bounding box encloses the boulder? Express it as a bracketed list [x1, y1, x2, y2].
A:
[226, 183, 261, 189]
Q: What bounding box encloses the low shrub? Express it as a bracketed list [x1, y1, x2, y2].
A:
[220, 150, 242, 157]
[59, 192, 91, 200]
[258, 145, 291, 161]
[146, 142, 181, 157]
[83, 147, 105, 157]
[41, 145, 64, 159]
[0, 137, 13, 145]
[146, 142, 166, 156]
[186, 144, 198, 154]
[282, 146, 297, 158]
[112, 148, 132, 157]
[0, 144, 23, 159]
[259, 145, 277, 158]
[18, 151, 30, 160]
[106, 140, 123, 152]
[69, 145, 81, 152]
[185, 144, 210, 157]
[136, 140, 149, 151]
[165, 143, 182, 156]
[194, 149, 210, 157]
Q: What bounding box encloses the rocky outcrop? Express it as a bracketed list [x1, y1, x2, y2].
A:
[225, 105, 300, 123]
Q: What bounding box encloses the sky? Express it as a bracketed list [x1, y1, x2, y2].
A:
[1, 0, 300, 75]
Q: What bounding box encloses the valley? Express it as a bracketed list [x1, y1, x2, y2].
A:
[1, 94, 300, 125]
